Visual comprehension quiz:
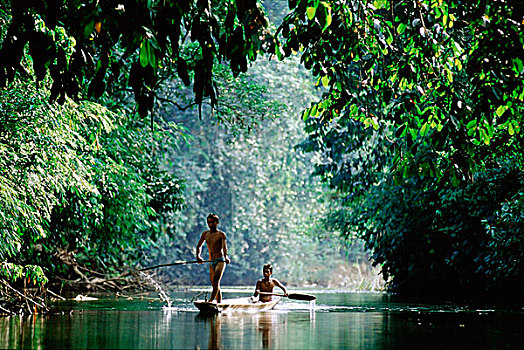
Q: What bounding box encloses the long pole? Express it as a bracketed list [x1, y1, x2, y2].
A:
[139, 260, 210, 272]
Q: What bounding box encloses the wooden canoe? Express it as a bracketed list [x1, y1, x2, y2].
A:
[194, 297, 280, 314]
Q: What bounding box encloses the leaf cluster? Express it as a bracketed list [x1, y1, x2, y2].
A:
[0, 0, 275, 118]
[277, 0, 524, 181]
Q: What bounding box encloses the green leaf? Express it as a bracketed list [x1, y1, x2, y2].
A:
[321, 75, 330, 87]
[446, 69, 453, 82]
[373, 0, 386, 9]
[480, 128, 490, 145]
[496, 105, 508, 117]
[420, 122, 429, 137]
[318, 2, 332, 31]
[306, 6, 316, 20]
[386, 29, 393, 45]
[486, 124, 494, 137]
[435, 7, 442, 19]
[514, 58, 523, 75]
[310, 103, 318, 117]
[276, 45, 284, 61]
[148, 41, 156, 68]
[371, 117, 379, 130]
[84, 20, 95, 38]
[397, 23, 406, 34]
[466, 120, 477, 129]
[455, 58, 462, 71]
[140, 41, 149, 67]
[409, 127, 418, 140]
[395, 124, 406, 138]
[350, 104, 358, 116]
[302, 108, 311, 121]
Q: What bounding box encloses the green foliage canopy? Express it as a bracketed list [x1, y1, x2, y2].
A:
[0, 0, 273, 116]
[277, 0, 524, 183]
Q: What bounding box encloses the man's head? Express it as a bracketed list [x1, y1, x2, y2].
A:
[207, 213, 219, 222]
[207, 213, 219, 230]
[263, 263, 273, 275]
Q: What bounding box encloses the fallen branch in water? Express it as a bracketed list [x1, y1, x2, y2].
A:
[1, 251, 171, 316]
[0, 278, 51, 315]
[46, 289, 66, 301]
[1, 279, 47, 310]
[0, 305, 14, 315]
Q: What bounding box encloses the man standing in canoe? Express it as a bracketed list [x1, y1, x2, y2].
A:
[196, 213, 230, 303]
[253, 263, 288, 302]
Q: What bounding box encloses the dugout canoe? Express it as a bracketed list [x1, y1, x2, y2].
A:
[194, 297, 280, 314]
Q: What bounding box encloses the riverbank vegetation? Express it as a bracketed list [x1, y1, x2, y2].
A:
[0, 74, 186, 313]
[1, 0, 523, 315]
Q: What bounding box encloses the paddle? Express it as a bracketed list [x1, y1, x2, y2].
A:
[258, 291, 316, 301]
[139, 260, 211, 272]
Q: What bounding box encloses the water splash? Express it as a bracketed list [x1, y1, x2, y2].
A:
[139, 271, 173, 308]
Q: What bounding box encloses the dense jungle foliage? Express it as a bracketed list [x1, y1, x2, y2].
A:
[1, 0, 524, 312]
[275, 0, 524, 296]
[1, 0, 371, 314]
[0, 74, 186, 289]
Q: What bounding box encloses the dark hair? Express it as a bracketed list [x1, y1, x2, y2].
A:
[207, 213, 219, 222]
[263, 264, 273, 273]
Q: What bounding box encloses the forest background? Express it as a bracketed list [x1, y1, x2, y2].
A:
[1, 0, 524, 314]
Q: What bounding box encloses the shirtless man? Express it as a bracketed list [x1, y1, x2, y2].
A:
[253, 263, 288, 303]
[196, 213, 230, 303]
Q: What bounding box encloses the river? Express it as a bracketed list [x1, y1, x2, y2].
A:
[1, 287, 523, 349]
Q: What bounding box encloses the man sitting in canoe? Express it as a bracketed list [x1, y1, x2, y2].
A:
[196, 213, 231, 303]
[252, 263, 288, 303]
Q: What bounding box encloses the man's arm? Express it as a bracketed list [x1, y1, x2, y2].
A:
[253, 280, 261, 297]
[249, 280, 261, 303]
[196, 233, 206, 263]
[221, 232, 231, 264]
[273, 278, 288, 296]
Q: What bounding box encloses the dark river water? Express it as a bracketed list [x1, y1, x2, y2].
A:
[1, 288, 524, 349]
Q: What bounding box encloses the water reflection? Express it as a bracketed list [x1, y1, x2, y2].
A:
[194, 310, 292, 350]
[0, 314, 43, 349]
[258, 312, 273, 348]
[2, 292, 524, 349]
[195, 314, 222, 350]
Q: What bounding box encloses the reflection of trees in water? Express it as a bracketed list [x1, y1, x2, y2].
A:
[192, 307, 524, 350]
